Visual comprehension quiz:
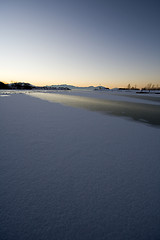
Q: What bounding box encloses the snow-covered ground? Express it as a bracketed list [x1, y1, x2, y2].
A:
[0, 90, 160, 240]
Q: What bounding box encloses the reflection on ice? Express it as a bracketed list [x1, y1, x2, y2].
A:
[27, 92, 160, 127]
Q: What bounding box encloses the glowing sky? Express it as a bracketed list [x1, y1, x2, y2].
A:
[0, 0, 160, 88]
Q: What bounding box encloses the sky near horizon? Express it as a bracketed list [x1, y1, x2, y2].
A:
[0, 0, 160, 88]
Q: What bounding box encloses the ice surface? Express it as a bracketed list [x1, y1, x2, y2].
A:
[0, 93, 160, 240]
[27, 91, 160, 126]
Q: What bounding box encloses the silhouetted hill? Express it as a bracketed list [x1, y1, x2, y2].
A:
[48, 84, 109, 90]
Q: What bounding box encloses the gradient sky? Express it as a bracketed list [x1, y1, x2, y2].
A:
[0, 0, 160, 88]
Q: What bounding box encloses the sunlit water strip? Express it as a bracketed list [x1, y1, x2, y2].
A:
[26, 92, 160, 127]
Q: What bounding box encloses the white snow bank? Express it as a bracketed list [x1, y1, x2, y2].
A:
[0, 94, 160, 240]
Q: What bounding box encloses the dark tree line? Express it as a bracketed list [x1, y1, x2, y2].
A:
[0, 81, 10, 89]
[0, 81, 34, 90]
[119, 83, 160, 91]
[0, 81, 71, 90]
[141, 83, 160, 91]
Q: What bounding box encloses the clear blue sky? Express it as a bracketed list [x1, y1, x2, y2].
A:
[0, 0, 160, 88]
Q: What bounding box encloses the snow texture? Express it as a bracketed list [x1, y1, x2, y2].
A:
[0, 92, 160, 240]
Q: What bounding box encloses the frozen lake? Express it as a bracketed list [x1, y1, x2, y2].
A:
[28, 91, 160, 127]
[0, 91, 160, 239]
